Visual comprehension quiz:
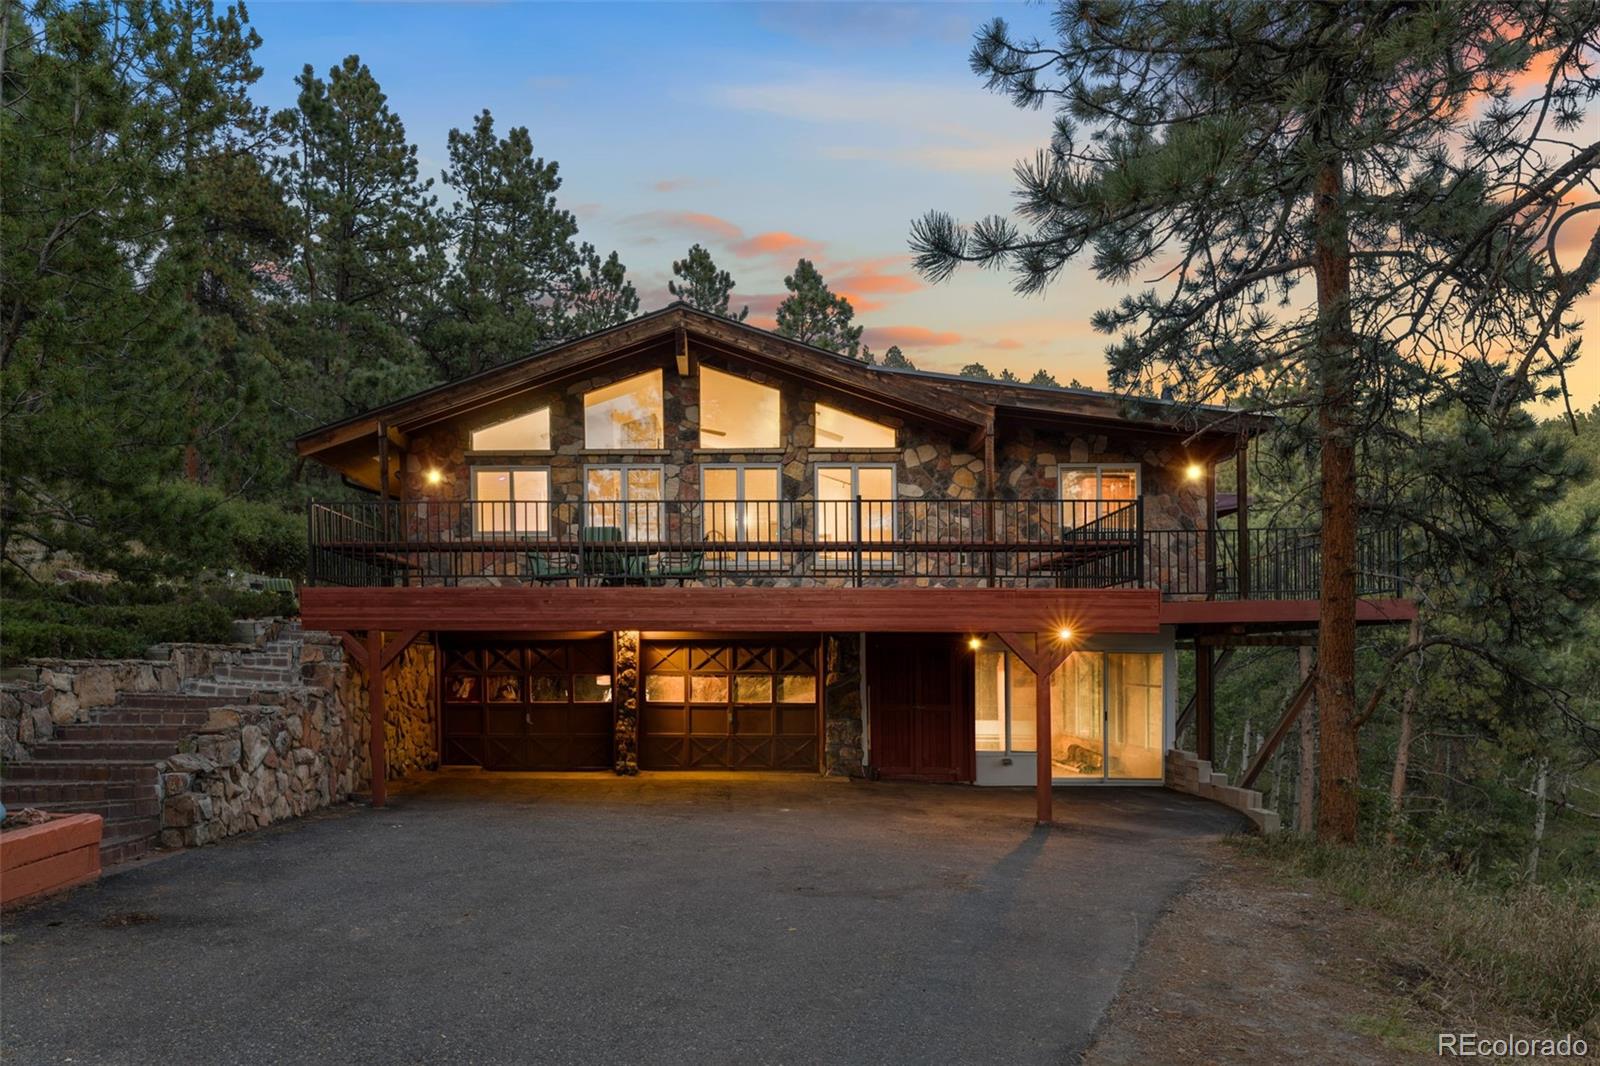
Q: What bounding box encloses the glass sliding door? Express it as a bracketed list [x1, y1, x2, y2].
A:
[703, 465, 779, 567]
[971, 644, 1164, 783]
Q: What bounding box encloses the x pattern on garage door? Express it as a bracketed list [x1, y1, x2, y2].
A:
[441, 638, 615, 770]
[640, 641, 819, 771]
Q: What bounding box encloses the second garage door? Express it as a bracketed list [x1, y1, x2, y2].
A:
[640, 640, 820, 771]
[440, 638, 615, 770]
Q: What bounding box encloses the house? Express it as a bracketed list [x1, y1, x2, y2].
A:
[295, 303, 1414, 822]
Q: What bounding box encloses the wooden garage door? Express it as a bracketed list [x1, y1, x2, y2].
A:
[640, 641, 819, 771]
[441, 638, 615, 770]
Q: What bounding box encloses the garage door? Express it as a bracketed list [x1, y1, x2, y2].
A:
[441, 638, 615, 770]
[639, 641, 819, 771]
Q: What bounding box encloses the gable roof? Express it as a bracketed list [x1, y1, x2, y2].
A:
[295, 303, 1262, 473]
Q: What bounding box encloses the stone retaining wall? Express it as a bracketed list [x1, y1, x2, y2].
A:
[1164, 749, 1279, 834]
[823, 633, 864, 777]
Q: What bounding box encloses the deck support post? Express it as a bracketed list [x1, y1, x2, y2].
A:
[366, 629, 387, 808]
[1236, 436, 1250, 600]
[1195, 645, 1215, 762]
[997, 632, 1073, 827]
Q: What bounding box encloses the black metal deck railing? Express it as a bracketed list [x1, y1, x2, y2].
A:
[306, 498, 1404, 599]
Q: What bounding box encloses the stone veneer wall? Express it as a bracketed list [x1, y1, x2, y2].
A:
[612, 629, 640, 774]
[1, 621, 439, 850]
[394, 345, 1212, 588]
[822, 633, 865, 777]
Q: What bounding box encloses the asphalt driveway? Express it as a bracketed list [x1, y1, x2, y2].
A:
[2, 773, 1245, 1065]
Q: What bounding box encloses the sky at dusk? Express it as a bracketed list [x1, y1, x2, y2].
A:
[247, 2, 1599, 409]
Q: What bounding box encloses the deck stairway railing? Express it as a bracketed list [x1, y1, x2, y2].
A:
[306, 498, 1403, 599]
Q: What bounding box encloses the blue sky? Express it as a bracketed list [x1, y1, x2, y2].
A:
[247, 2, 1598, 404]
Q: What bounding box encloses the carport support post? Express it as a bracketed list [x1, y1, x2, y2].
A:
[367, 629, 388, 808]
[997, 633, 1073, 827]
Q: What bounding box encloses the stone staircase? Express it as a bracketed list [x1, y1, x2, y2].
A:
[1, 621, 316, 866]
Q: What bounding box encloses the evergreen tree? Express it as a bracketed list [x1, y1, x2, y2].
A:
[668, 244, 747, 321]
[958, 363, 994, 380]
[774, 259, 863, 358]
[912, 1, 1600, 841]
[1029, 369, 1060, 388]
[881, 345, 914, 369]
[425, 110, 582, 377]
[272, 54, 440, 418]
[566, 246, 640, 335]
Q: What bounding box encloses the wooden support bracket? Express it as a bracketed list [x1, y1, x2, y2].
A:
[1239, 666, 1319, 790]
[995, 632, 1074, 826]
[1175, 647, 1234, 737]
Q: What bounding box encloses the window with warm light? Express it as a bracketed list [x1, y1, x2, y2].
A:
[971, 646, 1163, 781]
[584, 370, 663, 450]
[816, 464, 895, 565]
[703, 465, 780, 567]
[814, 403, 896, 449]
[470, 407, 550, 452]
[1059, 464, 1140, 529]
[584, 464, 663, 540]
[700, 367, 780, 449]
[471, 467, 550, 536]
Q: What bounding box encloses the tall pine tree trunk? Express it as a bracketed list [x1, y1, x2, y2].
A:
[1386, 616, 1423, 844]
[1312, 156, 1362, 844]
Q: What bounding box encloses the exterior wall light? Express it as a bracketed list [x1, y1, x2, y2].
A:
[967, 636, 981, 650]
[1057, 627, 1073, 642]
[425, 469, 444, 486]
[1185, 462, 1203, 482]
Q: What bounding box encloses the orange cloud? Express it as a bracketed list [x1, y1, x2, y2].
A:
[863, 325, 963, 349]
[832, 264, 921, 296]
[732, 231, 824, 259]
[628, 210, 744, 243]
[983, 338, 1025, 351]
[837, 293, 887, 314]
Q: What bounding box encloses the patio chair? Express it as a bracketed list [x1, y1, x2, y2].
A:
[579, 526, 633, 584]
[647, 550, 704, 586]
[524, 551, 580, 585]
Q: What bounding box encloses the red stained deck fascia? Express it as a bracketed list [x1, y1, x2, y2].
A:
[299, 586, 1163, 636]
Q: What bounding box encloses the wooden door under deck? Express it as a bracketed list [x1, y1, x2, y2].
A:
[441, 638, 615, 770]
[867, 633, 974, 782]
[639, 640, 820, 771]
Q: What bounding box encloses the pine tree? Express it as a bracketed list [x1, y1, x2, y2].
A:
[881, 345, 914, 369]
[273, 54, 440, 418]
[912, 1, 1600, 841]
[958, 363, 994, 380]
[425, 109, 582, 377]
[668, 244, 747, 321]
[566, 246, 639, 335]
[774, 259, 863, 358]
[1029, 369, 1060, 388]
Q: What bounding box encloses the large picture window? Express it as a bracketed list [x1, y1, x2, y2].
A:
[585, 464, 663, 540]
[700, 367, 780, 450]
[585, 370, 663, 450]
[703, 465, 780, 567]
[1059, 464, 1139, 529]
[814, 403, 895, 449]
[472, 467, 550, 536]
[815, 464, 894, 565]
[470, 407, 550, 452]
[973, 647, 1162, 781]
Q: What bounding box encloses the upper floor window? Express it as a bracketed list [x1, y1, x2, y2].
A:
[814, 403, 895, 449]
[700, 367, 780, 449]
[584, 464, 663, 541]
[470, 407, 550, 452]
[1059, 464, 1139, 529]
[472, 467, 550, 536]
[585, 370, 663, 450]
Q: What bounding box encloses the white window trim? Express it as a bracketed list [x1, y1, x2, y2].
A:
[583, 463, 665, 541]
[1058, 463, 1141, 529]
[698, 366, 782, 451]
[469, 465, 552, 538]
[467, 406, 553, 455]
[701, 463, 783, 569]
[814, 463, 896, 569]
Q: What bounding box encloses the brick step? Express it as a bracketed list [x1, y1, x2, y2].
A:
[86, 708, 216, 729]
[101, 817, 160, 864]
[209, 664, 298, 683]
[0, 760, 159, 784]
[8, 795, 162, 821]
[2, 777, 155, 807]
[30, 739, 180, 762]
[54, 722, 194, 743]
[110, 693, 238, 711]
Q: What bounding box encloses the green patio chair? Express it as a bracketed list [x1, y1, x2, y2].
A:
[524, 551, 580, 585]
[579, 526, 631, 584]
[648, 550, 704, 586]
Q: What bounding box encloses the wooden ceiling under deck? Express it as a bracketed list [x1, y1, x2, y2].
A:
[299, 586, 1163, 636]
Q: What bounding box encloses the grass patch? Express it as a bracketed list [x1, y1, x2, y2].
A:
[0, 582, 296, 665]
[1236, 835, 1600, 1036]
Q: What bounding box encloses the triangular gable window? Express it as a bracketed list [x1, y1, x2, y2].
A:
[470, 408, 551, 452]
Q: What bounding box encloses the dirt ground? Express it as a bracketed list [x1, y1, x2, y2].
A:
[1083, 844, 1455, 1065]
